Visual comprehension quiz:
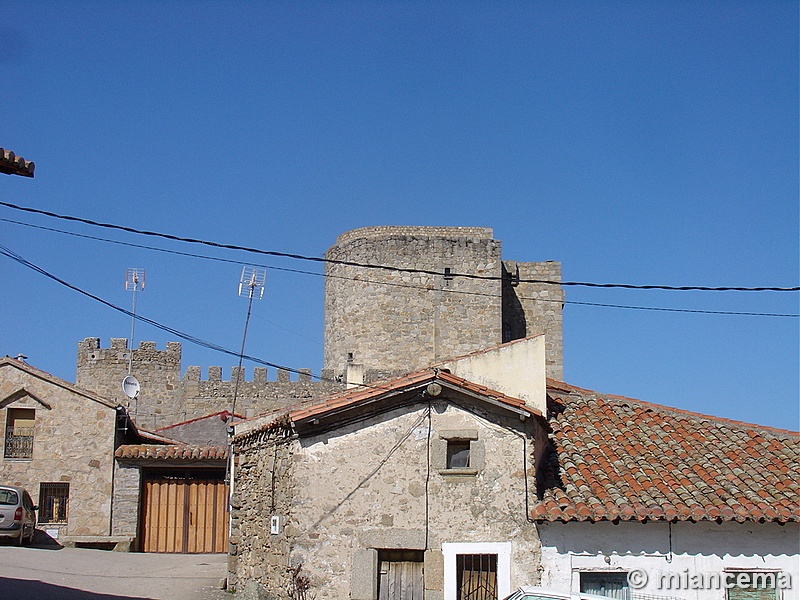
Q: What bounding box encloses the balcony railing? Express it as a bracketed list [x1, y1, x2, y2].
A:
[4, 427, 34, 459]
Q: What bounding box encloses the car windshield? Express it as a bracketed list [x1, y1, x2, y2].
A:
[503, 592, 564, 600]
[0, 489, 19, 505]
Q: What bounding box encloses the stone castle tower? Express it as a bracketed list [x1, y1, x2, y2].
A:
[322, 226, 564, 383]
[76, 226, 564, 429]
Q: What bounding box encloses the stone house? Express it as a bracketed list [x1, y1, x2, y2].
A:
[227, 336, 799, 600]
[228, 337, 553, 599]
[0, 354, 232, 553]
[0, 355, 126, 545]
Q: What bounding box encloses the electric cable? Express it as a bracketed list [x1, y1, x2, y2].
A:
[2, 217, 797, 318]
[2, 201, 798, 292]
[0, 243, 313, 380]
[0, 243, 443, 394]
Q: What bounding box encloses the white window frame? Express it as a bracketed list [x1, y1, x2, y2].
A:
[442, 541, 512, 600]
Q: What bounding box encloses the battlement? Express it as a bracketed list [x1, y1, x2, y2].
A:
[77, 338, 182, 362]
[74, 226, 563, 428]
[182, 366, 314, 383]
[333, 225, 494, 246]
[75, 338, 342, 429]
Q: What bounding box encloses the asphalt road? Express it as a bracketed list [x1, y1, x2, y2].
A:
[0, 543, 230, 600]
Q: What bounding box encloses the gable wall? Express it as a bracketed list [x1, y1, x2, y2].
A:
[0, 365, 117, 538]
[231, 399, 545, 599]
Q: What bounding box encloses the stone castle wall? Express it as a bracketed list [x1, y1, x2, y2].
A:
[502, 260, 564, 380]
[76, 338, 343, 431]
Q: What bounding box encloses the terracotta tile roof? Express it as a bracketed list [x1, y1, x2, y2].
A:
[289, 368, 538, 422]
[531, 381, 800, 524]
[235, 368, 541, 439]
[115, 444, 228, 460]
[0, 148, 35, 177]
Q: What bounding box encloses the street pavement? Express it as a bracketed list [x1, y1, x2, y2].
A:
[0, 543, 230, 600]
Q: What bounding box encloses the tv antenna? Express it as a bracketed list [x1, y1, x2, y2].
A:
[231, 266, 266, 420]
[123, 268, 145, 416]
[124, 268, 146, 374]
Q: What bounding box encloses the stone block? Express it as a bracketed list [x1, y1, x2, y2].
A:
[351, 548, 378, 600]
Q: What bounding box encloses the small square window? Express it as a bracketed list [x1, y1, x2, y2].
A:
[39, 482, 69, 524]
[436, 430, 481, 476]
[447, 440, 471, 469]
[580, 572, 629, 599]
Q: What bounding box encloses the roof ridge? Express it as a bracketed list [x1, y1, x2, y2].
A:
[0, 356, 117, 409]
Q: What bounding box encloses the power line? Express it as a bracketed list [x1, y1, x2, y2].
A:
[2, 216, 798, 318]
[0, 243, 303, 377]
[0, 243, 429, 394]
[2, 200, 798, 292]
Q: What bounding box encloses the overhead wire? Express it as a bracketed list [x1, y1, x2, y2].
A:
[2, 200, 798, 292]
[0, 243, 303, 378]
[0, 243, 433, 393]
[2, 216, 798, 318]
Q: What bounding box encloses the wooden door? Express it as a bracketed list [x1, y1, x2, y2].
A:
[379, 551, 424, 600]
[141, 478, 228, 553]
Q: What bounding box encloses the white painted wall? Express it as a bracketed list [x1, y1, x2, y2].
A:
[441, 335, 547, 416]
[536, 521, 799, 600]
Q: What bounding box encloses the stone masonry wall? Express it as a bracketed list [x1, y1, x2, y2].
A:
[232, 400, 544, 599]
[229, 425, 296, 598]
[111, 462, 141, 540]
[76, 338, 182, 428]
[75, 227, 563, 431]
[323, 226, 504, 382]
[502, 261, 564, 380]
[323, 226, 564, 384]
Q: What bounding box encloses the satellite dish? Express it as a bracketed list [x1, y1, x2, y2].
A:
[122, 375, 141, 399]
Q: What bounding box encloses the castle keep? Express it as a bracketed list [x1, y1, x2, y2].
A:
[76, 227, 563, 429]
[324, 227, 563, 382]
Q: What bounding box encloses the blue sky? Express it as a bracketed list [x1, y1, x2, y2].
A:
[1, 1, 797, 429]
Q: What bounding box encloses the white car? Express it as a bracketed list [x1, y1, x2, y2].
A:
[504, 587, 618, 600]
[0, 485, 37, 545]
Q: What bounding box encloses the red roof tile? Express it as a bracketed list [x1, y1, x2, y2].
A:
[235, 368, 542, 439]
[115, 444, 228, 460]
[0, 148, 34, 177]
[532, 382, 800, 524]
[289, 368, 538, 422]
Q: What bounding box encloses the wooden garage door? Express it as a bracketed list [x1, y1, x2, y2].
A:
[141, 477, 228, 553]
